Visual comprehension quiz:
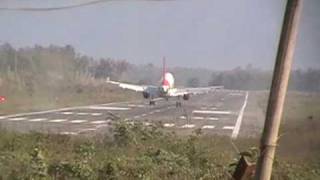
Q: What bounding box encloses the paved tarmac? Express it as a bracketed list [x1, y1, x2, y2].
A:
[0, 90, 259, 139]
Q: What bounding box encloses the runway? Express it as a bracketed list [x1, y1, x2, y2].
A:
[0, 90, 257, 139]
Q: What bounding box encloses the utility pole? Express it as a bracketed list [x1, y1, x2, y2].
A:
[255, 0, 303, 179]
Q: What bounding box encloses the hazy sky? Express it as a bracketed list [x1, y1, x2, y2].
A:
[0, 0, 319, 70]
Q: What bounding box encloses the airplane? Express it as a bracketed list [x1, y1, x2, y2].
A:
[106, 58, 223, 107]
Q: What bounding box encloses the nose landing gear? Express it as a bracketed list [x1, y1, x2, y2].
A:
[176, 101, 182, 107]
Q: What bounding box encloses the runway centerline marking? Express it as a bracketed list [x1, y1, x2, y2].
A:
[70, 120, 87, 123]
[208, 117, 219, 121]
[60, 132, 78, 135]
[9, 117, 27, 121]
[77, 112, 89, 115]
[49, 119, 67, 123]
[181, 124, 195, 128]
[91, 120, 107, 124]
[193, 117, 205, 120]
[202, 125, 215, 129]
[193, 110, 232, 115]
[29, 118, 47, 122]
[91, 113, 102, 116]
[88, 106, 131, 111]
[128, 104, 145, 108]
[223, 126, 235, 130]
[62, 112, 73, 115]
[231, 91, 249, 139]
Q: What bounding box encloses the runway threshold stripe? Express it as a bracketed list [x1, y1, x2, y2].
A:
[88, 106, 131, 111]
[193, 110, 232, 115]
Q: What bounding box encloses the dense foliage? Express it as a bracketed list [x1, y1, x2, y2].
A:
[0, 43, 320, 92]
[0, 122, 319, 179]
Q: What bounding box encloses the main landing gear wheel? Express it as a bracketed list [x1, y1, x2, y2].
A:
[149, 101, 156, 106]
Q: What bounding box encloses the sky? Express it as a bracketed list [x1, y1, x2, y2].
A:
[0, 0, 319, 70]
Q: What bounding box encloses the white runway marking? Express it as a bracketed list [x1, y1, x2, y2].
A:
[0, 100, 132, 120]
[144, 122, 152, 126]
[223, 126, 235, 130]
[70, 120, 88, 123]
[179, 116, 186, 119]
[91, 113, 102, 116]
[49, 119, 67, 123]
[9, 117, 27, 121]
[202, 125, 215, 129]
[128, 104, 145, 108]
[193, 110, 232, 115]
[193, 117, 205, 120]
[79, 128, 97, 132]
[60, 132, 78, 135]
[88, 106, 130, 111]
[231, 91, 249, 139]
[29, 118, 47, 122]
[96, 124, 109, 128]
[0, 116, 6, 120]
[208, 117, 219, 121]
[91, 120, 107, 124]
[164, 123, 175, 127]
[62, 112, 73, 115]
[77, 112, 89, 115]
[230, 93, 243, 96]
[181, 124, 195, 128]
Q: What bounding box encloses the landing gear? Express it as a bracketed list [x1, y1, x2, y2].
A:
[176, 101, 182, 107]
[149, 100, 156, 106]
[176, 96, 182, 107]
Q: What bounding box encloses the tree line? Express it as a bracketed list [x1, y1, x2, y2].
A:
[0, 43, 319, 93]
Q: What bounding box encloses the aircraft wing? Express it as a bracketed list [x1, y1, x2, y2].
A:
[170, 86, 224, 96]
[106, 79, 147, 92]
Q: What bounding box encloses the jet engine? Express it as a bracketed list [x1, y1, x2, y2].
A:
[142, 91, 150, 99]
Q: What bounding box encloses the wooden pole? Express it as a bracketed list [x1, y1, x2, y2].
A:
[254, 0, 303, 179]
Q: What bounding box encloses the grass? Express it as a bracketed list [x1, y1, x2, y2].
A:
[0, 121, 318, 179]
[0, 81, 139, 115]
